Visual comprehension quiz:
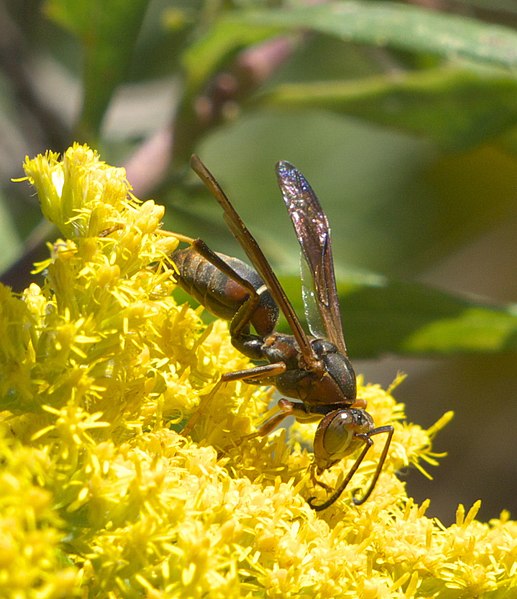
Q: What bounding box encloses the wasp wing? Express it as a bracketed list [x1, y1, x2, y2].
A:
[190, 155, 319, 366]
[275, 161, 348, 355]
[299, 252, 327, 340]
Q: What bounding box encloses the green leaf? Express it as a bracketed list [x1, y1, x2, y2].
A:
[227, 1, 517, 70]
[46, 0, 150, 137]
[258, 68, 517, 149]
[0, 190, 21, 274]
[181, 19, 279, 95]
[279, 273, 517, 358]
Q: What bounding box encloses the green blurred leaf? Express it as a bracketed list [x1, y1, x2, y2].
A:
[259, 68, 517, 149]
[182, 18, 279, 95]
[227, 1, 517, 70]
[279, 273, 517, 358]
[46, 0, 150, 137]
[0, 191, 21, 274]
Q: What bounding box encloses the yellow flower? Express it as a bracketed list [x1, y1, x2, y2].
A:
[0, 144, 514, 597]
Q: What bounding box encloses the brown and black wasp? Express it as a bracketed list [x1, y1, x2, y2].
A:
[172, 155, 394, 510]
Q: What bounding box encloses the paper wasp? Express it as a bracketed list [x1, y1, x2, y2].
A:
[173, 155, 393, 510]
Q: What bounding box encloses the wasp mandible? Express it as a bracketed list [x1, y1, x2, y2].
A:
[173, 155, 393, 510]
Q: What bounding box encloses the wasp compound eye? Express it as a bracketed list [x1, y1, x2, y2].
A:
[313, 408, 374, 470]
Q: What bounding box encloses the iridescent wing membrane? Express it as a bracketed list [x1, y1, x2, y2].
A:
[276, 162, 348, 354]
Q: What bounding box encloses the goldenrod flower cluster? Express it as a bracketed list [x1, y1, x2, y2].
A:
[0, 144, 515, 597]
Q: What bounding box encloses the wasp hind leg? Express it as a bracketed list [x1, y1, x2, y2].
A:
[181, 361, 287, 438]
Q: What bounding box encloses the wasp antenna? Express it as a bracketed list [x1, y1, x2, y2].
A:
[308, 425, 394, 511]
[352, 425, 394, 506]
[307, 440, 373, 511]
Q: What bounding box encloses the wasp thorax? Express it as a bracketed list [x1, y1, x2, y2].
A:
[312, 339, 357, 401]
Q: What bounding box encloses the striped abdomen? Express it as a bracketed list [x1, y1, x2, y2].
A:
[172, 247, 279, 336]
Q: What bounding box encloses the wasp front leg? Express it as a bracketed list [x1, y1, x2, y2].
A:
[244, 397, 313, 439]
[309, 462, 334, 492]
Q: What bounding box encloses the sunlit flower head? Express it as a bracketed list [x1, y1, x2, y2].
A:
[0, 144, 514, 597]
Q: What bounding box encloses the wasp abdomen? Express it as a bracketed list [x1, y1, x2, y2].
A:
[172, 247, 278, 336]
